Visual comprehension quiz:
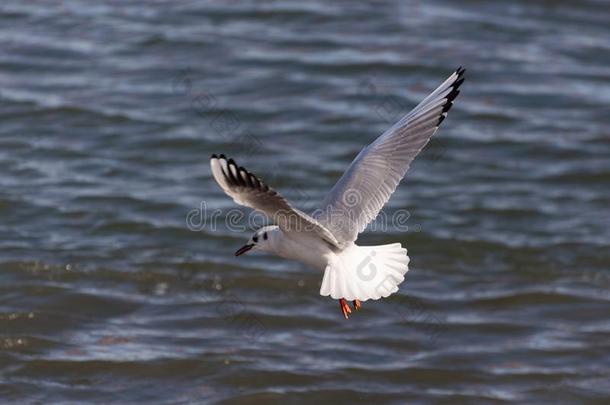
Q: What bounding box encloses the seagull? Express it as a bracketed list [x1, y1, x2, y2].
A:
[210, 67, 465, 319]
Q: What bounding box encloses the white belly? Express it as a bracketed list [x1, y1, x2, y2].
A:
[274, 233, 336, 271]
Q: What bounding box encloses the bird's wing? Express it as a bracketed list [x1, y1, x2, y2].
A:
[315, 67, 465, 244]
[210, 154, 341, 247]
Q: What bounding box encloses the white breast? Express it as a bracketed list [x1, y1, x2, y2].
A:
[273, 232, 336, 271]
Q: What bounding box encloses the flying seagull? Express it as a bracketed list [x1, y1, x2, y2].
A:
[210, 67, 465, 319]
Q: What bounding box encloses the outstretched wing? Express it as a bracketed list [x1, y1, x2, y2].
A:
[315, 67, 466, 244]
[210, 154, 341, 247]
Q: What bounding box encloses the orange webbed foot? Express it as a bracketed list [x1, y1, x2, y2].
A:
[339, 298, 351, 319]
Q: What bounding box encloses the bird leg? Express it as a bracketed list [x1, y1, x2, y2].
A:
[339, 298, 351, 319]
[353, 299, 361, 311]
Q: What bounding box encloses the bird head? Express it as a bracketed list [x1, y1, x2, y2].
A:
[235, 225, 279, 256]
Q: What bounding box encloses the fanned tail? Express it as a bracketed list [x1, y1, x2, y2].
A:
[320, 243, 409, 301]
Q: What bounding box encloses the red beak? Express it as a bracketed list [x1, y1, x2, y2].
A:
[235, 244, 254, 257]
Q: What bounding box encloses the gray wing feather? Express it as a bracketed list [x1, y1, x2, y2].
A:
[210, 154, 341, 247]
[315, 67, 466, 244]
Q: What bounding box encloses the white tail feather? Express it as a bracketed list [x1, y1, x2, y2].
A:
[320, 243, 409, 301]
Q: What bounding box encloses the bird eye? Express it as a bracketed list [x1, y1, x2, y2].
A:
[252, 236, 258, 243]
[263, 232, 268, 240]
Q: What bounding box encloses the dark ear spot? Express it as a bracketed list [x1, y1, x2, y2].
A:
[252, 236, 258, 243]
[263, 232, 268, 240]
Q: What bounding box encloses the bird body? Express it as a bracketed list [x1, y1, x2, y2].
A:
[210, 67, 465, 318]
[254, 225, 409, 300]
[258, 225, 332, 271]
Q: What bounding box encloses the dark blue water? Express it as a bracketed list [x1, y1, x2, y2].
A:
[1, 0, 609, 403]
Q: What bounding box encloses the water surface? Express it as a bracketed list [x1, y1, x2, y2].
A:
[1, 0, 609, 403]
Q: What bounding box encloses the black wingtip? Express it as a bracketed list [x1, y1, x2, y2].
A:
[225, 158, 238, 183]
[217, 156, 267, 191]
[441, 101, 453, 114]
[437, 68, 466, 126]
[446, 88, 461, 104]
